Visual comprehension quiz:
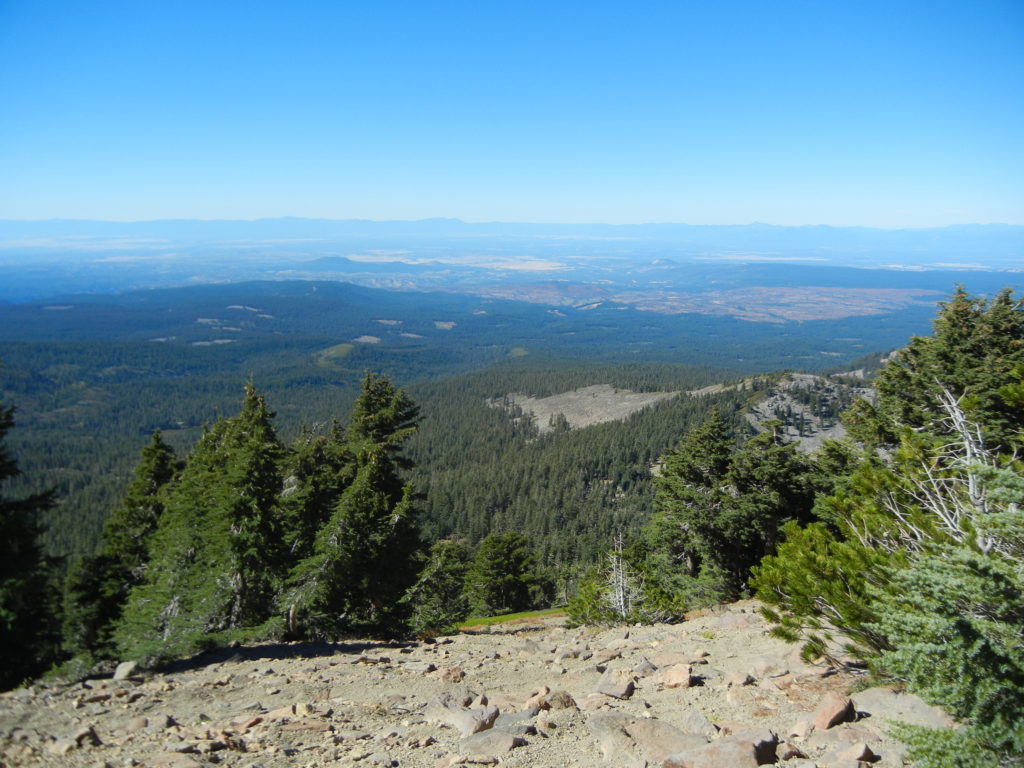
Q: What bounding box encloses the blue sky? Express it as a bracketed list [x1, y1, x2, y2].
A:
[1, 1, 1021, 226]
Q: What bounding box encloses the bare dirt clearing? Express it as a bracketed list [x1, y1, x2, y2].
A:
[501, 384, 679, 433]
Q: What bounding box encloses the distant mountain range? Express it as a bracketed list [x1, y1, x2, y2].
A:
[0, 218, 1018, 311]
[1, 217, 1021, 265]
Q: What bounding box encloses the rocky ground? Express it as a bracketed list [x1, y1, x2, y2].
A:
[0, 601, 952, 768]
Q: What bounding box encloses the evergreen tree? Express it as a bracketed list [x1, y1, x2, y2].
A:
[753, 289, 1024, 766]
[115, 386, 285, 662]
[281, 373, 421, 637]
[847, 286, 1024, 452]
[404, 539, 471, 635]
[465, 532, 546, 615]
[63, 431, 178, 662]
[280, 421, 355, 563]
[645, 413, 818, 600]
[0, 401, 60, 689]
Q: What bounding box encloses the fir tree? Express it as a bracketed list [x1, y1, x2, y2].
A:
[63, 431, 179, 662]
[646, 413, 818, 599]
[753, 289, 1024, 766]
[404, 539, 471, 636]
[115, 386, 285, 662]
[0, 401, 60, 689]
[281, 373, 422, 637]
[465, 532, 545, 616]
[848, 286, 1024, 452]
[279, 421, 355, 563]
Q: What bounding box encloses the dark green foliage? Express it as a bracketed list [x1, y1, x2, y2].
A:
[848, 286, 1024, 452]
[279, 422, 355, 563]
[754, 288, 1024, 764]
[888, 725, 1004, 768]
[646, 413, 820, 600]
[870, 546, 1024, 764]
[466, 533, 548, 616]
[404, 539, 472, 635]
[281, 457, 419, 637]
[115, 386, 286, 663]
[407, 366, 754, 567]
[281, 374, 422, 637]
[0, 401, 61, 689]
[63, 431, 179, 661]
[566, 536, 674, 626]
[753, 521, 895, 660]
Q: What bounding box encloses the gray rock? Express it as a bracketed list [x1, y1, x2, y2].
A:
[459, 729, 526, 757]
[113, 661, 139, 681]
[665, 738, 761, 768]
[852, 686, 954, 730]
[596, 667, 635, 699]
[676, 708, 718, 739]
[632, 657, 658, 677]
[494, 705, 540, 731]
[587, 713, 637, 759]
[425, 696, 499, 737]
[588, 713, 708, 763]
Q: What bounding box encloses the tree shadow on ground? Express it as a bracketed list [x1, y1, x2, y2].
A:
[154, 638, 416, 675]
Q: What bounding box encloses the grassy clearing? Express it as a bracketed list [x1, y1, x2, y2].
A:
[458, 608, 565, 630]
[316, 343, 355, 365]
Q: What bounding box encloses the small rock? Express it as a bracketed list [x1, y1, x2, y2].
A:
[441, 666, 465, 683]
[789, 716, 815, 739]
[593, 649, 622, 664]
[544, 690, 577, 710]
[523, 686, 550, 709]
[777, 739, 808, 759]
[677, 708, 718, 739]
[725, 670, 755, 687]
[834, 741, 879, 762]
[125, 716, 149, 731]
[459, 729, 526, 756]
[632, 657, 658, 677]
[74, 725, 102, 747]
[596, 667, 635, 699]
[813, 691, 857, 731]
[654, 663, 696, 689]
[113, 661, 139, 681]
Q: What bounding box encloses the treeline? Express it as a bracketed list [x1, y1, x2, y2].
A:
[569, 287, 1024, 768]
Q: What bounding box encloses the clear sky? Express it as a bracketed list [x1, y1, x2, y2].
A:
[1, 0, 1022, 226]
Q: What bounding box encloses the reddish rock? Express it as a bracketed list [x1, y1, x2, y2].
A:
[813, 691, 857, 731]
[654, 663, 695, 689]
